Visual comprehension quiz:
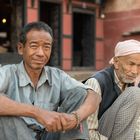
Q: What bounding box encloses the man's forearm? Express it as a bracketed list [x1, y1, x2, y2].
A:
[0, 94, 38, 118]
[76, 89, 101, 121]
[0, 94, 64, 131]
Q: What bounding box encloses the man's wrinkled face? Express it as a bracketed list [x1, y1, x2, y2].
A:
[114, 53, 140, 83]
[18, 29, 53, 72]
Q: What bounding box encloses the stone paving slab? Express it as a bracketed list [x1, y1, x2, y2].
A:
[66, 70, 96, 81]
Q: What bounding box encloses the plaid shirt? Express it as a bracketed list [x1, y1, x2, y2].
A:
[136, 115, 140, 139]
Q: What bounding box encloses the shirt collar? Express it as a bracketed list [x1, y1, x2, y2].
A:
[17, 61, 51, 87]
[114, 70, 127, 91]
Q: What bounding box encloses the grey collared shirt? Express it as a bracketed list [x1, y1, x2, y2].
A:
[0, 61, 88, 127]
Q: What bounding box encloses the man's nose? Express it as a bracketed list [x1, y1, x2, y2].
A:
[37, 47, 44, 56]
[132, 65, 139, 75]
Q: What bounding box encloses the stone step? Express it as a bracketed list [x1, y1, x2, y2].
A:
[66, 70, 96, 81]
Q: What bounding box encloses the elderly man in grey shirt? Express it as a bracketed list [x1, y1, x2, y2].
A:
[0, 21, 101, 140]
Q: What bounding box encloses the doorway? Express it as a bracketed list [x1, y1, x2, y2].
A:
[0, 0, 23, 65]
[39, 1, 62, 67]
[0, 1, 12, 54]
[73, 11, 95, 68]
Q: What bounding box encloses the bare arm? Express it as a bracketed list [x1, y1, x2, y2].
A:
[75, 89, 101, 121]
[0, 94, 64, 132]
[0, 90, 101, 132]
[59, 89, 101, 131]
[0, 94, 36, 117]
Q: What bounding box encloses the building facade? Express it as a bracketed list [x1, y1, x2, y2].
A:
[2, 0, 140, 71]
[0, 0, 104, 70]
[103, 0, 140, 66]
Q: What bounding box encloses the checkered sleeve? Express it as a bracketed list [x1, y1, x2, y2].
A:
[135, 116, 140, 140]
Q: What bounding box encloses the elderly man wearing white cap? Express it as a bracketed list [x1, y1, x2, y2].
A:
[83, 39, 140, 140]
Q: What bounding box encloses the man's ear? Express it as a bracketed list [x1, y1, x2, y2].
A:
[114, 57, 119, 69]
[17, 42, 24, 55]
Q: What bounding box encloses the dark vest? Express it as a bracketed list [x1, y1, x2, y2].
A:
[83, 66, 122, 119]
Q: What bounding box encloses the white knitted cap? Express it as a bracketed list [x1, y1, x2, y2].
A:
[109, 39, 140, 64]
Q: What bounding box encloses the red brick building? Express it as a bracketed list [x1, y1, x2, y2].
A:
[26, 0, 104, 71]
[0, 0, 104, 71]
[103, 0, 140, 66]
[0, 0, 140, 71]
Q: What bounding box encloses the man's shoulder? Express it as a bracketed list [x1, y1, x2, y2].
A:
[44, 66, 67, 77]
[83, 66, 113, 83]
[0, 64, 17, 72]
[94, 66, 113, 79]
[0, 64, 18, 80]
[45, 66, 63, 73]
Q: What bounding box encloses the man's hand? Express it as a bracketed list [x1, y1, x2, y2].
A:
[35, 108, 64, 132]
[60, 113, 77, 131]
[34, 108, 77, 132]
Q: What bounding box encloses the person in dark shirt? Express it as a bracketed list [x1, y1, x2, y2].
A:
[84, 39, 140, 140]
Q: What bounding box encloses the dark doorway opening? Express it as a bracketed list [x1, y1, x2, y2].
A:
[0, 1, 23, 65]
[0, 2, 12, 54]
[40, 1, 61, 67]
[73, 11, 95, 68]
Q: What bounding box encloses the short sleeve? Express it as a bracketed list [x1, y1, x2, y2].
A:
[85, 78, 101, 96]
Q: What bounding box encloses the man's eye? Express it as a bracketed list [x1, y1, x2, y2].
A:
[30, 45, 37, 48]
[128, 62, 134, 65]
[44, 46, 50, 49]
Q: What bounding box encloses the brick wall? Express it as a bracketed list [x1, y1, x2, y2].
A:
[103, 0, 140, 66]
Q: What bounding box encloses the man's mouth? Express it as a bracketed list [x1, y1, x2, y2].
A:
[32, 59, 45, 64]
[127, 75, 137, 80]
